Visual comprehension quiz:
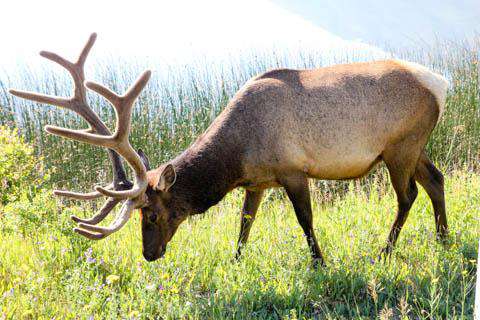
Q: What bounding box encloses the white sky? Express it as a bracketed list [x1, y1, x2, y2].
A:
[0, 0, 388, 70]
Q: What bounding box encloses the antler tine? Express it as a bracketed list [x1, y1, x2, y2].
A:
[44, 125, 115, 148]
[124, 70, 152, 102]
[8, 89, 71, 109]
[53, 183, 114, 200]
[39, 51, 73, 72]
[94, 181, 145, 199]
[83, 81, 120, 106]
[71, 197, 120, 225]
[73, 228, 108, 240]
[77, 33, 97, 67]
[74, 199, 136, 239]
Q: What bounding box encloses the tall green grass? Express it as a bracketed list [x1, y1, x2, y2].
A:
[0, 39, 478, 190]
[0, 171, 478, 319]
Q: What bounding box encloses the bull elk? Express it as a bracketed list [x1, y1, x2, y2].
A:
[10, 34, 449, 265]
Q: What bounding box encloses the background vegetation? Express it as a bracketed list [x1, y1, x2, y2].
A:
[0, 38, 478, 319]
[0, 38, 478, 189]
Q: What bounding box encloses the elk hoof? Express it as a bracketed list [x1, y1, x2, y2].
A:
[312, 257, 325, 269]
[436, 232, 451, 247]
[378, 246, 393, 262]
[232, 251, 243, 263]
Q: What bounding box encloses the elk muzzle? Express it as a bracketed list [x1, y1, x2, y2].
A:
[141, 220, 168, 262]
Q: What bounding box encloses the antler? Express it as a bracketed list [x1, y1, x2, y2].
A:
[9, 33, 150, 239]
[74, 199, 137, 239]
[9, 33, 131, 224]
[46, 70, 151, 200]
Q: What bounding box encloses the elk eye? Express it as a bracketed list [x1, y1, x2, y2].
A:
[149, 213, 157, 223]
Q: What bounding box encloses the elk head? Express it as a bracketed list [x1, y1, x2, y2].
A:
[137, 153, 188, 261]
[10, 33, 184, 261]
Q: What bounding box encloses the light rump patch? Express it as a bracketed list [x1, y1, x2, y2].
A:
[393, 59, 449, 121]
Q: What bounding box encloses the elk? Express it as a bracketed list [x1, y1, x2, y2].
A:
[10, 34, 449, 265]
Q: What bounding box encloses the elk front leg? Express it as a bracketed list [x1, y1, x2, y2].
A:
[281, 174, 325, 267]
[235, 189, 264, 259]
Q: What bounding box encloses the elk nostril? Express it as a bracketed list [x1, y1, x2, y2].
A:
[143, 252, 158, 262]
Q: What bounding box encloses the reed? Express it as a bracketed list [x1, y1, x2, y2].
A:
[0, 39, 478, 189]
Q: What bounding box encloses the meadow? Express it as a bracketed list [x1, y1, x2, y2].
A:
[0, 37, 479, 319]
[0, 162, 478, 319]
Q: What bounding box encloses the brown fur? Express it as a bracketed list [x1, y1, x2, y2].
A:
[140, 60, 448, 263]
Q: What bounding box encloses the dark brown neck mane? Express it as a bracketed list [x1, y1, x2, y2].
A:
[169, 131, 244, 214]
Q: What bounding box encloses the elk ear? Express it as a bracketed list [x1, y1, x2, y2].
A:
[137, 149, 151, 171]
[155, 164, 176, 192]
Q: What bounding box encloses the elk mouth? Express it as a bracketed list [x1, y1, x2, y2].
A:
[143, 246, 166, 262]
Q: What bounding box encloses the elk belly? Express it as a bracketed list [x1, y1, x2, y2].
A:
[299, 146, 382, 180]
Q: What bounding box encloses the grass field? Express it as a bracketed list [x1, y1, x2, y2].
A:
[0, 170, 478, 319]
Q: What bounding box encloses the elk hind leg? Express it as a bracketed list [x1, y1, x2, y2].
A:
[414, 151, 448, 242]
[380, 145, 421, 257]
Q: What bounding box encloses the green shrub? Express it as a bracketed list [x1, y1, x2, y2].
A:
[0, 126, 50, 204]
[0, 189, 80, 238]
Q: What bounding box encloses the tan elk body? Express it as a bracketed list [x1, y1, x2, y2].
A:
[194, 60, 447, 185]
[11, 34, 449, 264]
